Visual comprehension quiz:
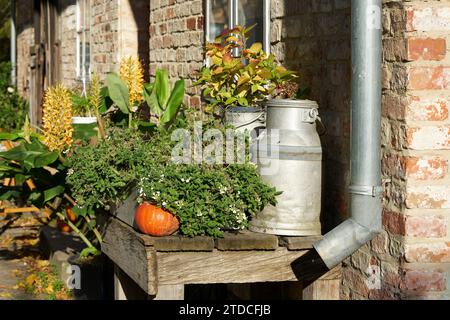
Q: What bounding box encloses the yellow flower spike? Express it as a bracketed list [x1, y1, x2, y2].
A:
[42, 84, 74, 152]
[119, 56, 144, 111]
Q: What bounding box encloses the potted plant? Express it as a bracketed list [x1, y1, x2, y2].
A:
[71, 74, 106, 142]
[194, 25, 296, 134]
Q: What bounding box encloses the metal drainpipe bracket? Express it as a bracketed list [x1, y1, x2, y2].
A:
[349, 185, 383, 197]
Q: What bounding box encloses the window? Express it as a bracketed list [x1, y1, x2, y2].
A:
[76, 0, 91, 86]
[206, 0, 271, 53]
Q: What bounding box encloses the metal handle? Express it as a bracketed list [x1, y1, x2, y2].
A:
[234, 112, 266, 129]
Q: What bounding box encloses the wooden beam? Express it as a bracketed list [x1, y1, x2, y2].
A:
[156, 248, 307, 285]
[102, 218, 158, 295]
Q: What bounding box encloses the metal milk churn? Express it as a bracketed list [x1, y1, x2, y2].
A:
[249, 99, 322, 236]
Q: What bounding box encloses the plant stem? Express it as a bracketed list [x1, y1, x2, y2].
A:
[83, 215, 103, 244]
[128, 112, 133, 128]
[94, 108, 106, 140]
[56, 211, 97, 251]
[63, 193, 103, 243]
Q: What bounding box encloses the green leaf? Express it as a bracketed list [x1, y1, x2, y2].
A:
[237, 97, 249, 106]
[0, 132, 21, 141]
[160, 80, 185, 127]
[106, 72, 130, 114]
[0, 144, 28, 161]
[143, 83, 163, 116]
[155, 69, 170, 110]
[99, 86, 111, 113]
[28, 191, 42, 202]
[73, 205, 88, 217]
[43, 185, 65, 203]
[0, 190, 21, 200]
[80, 246, 101, 258]
[34, 151, 59, 168]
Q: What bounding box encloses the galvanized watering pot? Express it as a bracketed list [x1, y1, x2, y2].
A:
[223, 106, 266, 135]
[249, 99, 322, 236]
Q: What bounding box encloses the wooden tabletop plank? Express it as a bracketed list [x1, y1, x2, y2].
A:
[279, 235, 323, 250]
[215, 230, 279, 251]
[140, 234, 215, 251]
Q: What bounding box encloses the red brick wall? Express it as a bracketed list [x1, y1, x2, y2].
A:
[346, 0, 450, 300]
[271, 0, 352, 234]
[149, 0, 204, 108]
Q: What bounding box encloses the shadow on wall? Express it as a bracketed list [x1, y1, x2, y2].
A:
[276, 0, 352, 232]
[128, 0, 150, 81]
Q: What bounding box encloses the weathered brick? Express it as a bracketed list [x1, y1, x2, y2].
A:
[383, 211, 405, 235]
[408, 67, 450, 90]
[186, 17, 196, 30]
[407, 38, 446, 61]
[406, 186, 450, 209]
[405, 242, 450, 263]
[402, 270, 446, 292]
[405, 215, 447, 238]
[404, 156, 448, 180]
[407, 7, 450, 32]
[406, 96, 448, 121]
[405, 126, 450, 150]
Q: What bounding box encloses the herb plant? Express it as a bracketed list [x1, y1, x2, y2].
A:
[66, 123, 280, 237]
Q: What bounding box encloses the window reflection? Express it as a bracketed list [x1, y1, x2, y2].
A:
[208, 0, 230, 41]
[237, 0, 263, 47]
[207, 0, 264, 47]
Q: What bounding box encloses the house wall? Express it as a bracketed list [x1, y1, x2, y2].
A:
[271, 0, 450, 300]
[59, 0, 78, 87]
[149, 0, 204, 107]
[91, 0, 120, 76]
[14, 0, 450, 300]
[271, 0, 352, 231]
[344, 0, 450, 300]
[16, 0, 34, 97]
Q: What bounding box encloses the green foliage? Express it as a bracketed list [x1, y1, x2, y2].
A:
[143, 69, 185, 129]
[65, 128, 145, 210]
[66, 124, 280, 238]
[194, 25, 296, 112]
[0, 134, 66, 207]
[106, 72, 130, 115]
[0, 62, 28, 131]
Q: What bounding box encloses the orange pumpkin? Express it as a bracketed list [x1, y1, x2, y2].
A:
[135, 202, 179, 236]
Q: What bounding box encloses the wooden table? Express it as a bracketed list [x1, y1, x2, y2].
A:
[101, 217, 341, 300]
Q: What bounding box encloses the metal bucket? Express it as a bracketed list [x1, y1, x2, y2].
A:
[249, 99, 322, 236]
[223, 106, 266, 135]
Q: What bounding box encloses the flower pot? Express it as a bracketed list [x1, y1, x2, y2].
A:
[249, 99, 322, 236]
[72, 117, 98, 141]
[223, 106, 266, 136]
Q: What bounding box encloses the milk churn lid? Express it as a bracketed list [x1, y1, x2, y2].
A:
[265, 99, 318, 109]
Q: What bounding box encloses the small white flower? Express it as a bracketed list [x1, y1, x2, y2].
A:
[7, 87, 14, 94]
[67, 168, 74, 176]
[162, 201, 167, 206]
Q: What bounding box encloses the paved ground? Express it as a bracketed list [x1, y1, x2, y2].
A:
[0, 212, 42, 300]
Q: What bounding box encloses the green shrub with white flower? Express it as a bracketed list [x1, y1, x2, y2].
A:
[138, 162, 279, 237]
[67, 121, 280, 237]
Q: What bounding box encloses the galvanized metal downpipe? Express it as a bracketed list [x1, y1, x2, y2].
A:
[313, 0, 383, 269]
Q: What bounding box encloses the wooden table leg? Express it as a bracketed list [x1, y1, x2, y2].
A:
[114, 265, 149, 300]
[302, 278, 341, 300]
[153, 285, 185, 300]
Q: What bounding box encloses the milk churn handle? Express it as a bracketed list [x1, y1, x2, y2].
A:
[309, 109, 327, 136]
[234, 112, 266, 129]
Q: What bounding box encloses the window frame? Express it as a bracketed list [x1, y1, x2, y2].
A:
[205, 0, 271, 54]
[75, 0, 91, 86]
